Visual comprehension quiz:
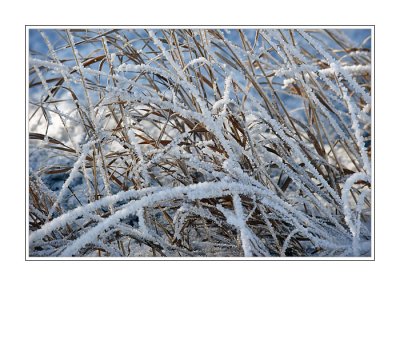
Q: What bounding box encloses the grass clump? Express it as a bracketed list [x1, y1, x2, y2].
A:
[29, 28, 372, 257]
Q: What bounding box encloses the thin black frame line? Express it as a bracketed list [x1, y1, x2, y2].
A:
[25, 26, 375, 262]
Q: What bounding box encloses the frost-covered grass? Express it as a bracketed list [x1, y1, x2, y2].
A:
[28, 28, 372, 257]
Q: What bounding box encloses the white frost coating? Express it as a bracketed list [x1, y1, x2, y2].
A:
[128, 128, 150, 186]
[342, 172, 371, 256]
[110, 53, 116, 64]
[281, 65, 370, 88]
[59, 181, 229, 256]
[298, 29, 371, 105]
[148, 30, 186, 80]
[29, 185, 163, 244]
[319, 64, 371, 76]
[66, 30, 97, 128]
[268, 30, 364, 170]
[212, 74, 233, 114]
[282, 78, 295, 89]
[355, 189, 370, 235]
[231, 193, 270, 257]
[94, 147, 114, 213]
[342, 87, 371, 175]
[183, 57, 210, 71]
[55, 179, 311, 256]
[30, 29, 371, 257]
[46, 140, 94, 221]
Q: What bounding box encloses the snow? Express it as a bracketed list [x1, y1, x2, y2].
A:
[342, 172, 371, 256]
[183, 57, 210, 71]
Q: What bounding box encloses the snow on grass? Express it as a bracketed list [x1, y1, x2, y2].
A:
[29, 28, 372, 257]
